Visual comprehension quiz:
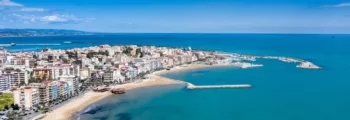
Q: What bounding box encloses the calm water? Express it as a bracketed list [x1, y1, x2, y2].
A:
[2, 34, 350, 120]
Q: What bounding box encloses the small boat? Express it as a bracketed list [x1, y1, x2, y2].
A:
[0, 43, 16, 47]
[93, 87, 110, 92]
[111, 88, 126, 94]
[64, 41, 72, 44]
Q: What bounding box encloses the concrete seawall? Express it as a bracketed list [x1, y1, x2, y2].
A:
[186, 83, 252, 90]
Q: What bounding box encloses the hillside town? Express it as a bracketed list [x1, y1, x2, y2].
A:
[0, 45, 235, 119]
[0, 29, 93, 37]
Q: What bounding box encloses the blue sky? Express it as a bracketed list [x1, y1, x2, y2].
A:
[1, 0, 350, 33]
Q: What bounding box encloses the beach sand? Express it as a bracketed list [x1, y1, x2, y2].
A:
[42, 64, 233, 120]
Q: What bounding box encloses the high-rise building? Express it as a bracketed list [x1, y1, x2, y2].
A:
[29, 83, 50, 104]
[33, 67, 52, 80]
[10, 57, 30, 67]
[2, 68, 29, 87]
[58, 81, 69, 98]
[79, 67, 90, 80]
[0, 75, 10, 91]
[12, 86, 39, 110]
[59, 75, 78, 95]
[42, 80, 59, 101]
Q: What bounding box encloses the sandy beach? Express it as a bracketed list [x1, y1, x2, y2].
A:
[42, 64, 233, 120]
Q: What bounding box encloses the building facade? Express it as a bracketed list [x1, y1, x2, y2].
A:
[2, 69, 29, 88]
[103, 70, 124, 83]
[59, 75, 78, 95]
[0, 75, 10, 91]
[12, 87, 39, 110]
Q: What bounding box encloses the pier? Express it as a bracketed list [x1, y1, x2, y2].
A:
[186, 83, 252, 90]
[16, 43, 61, 46]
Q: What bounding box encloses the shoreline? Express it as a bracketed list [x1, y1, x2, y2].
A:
[42, 64, 233, 120]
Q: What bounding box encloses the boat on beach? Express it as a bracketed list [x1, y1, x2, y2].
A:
[93, 87, 110, 92]
[110, 88, 126, 94]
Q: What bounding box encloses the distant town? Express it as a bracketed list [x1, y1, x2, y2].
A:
[0, 29, 93, 37]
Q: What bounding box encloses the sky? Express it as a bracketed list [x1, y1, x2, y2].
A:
[1, 0, 350, 33]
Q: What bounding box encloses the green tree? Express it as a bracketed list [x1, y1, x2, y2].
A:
[87, 51, 97, 58]
[104, 50, 109, 56]
[20, 81, 25, 86]
[7, 111, 23, 120]
[4, 105, 9, 110]
[62, 58, 69, 63]
[13, 104, 20, 110]
[75, 52, 78, 59]
[136, 48, 142, 57]
[123, 47, 133, 56]
[140, 52, 144, 58]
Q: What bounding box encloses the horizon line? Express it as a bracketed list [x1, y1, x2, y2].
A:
[1, 28, 350, 35]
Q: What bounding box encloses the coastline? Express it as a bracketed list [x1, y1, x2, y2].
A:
[153, 64, 243, 75]
[42, 64, 233, 120]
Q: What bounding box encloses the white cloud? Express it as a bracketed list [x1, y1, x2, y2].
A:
[10, 13, 37, 23]
[1, 13, 94, 24]
[0, 0, 23, 7]
[19, 7, 45, 12]
[0, 0, 94, 24]
[0, 0, 45, 12]
[40, 14, 94, 24]
[40, 15, 70, 23]
[323, 3, 350, 7]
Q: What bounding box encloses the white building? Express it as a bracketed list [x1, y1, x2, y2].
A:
[1, 69, 29, 87]
[59, 75, 78, 95]
[127, 67, 138, 80]
[50, 64, 79, 80]
[29, 83, 50, 104]
[0, 75, 10, 91]
[103, 70, 124, 83]
[79, 67, 91, 80]
[10, 57, 30, 67]
[12, 86, 39, 110]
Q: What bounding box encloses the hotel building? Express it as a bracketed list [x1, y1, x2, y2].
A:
[1, 69, 29, 88]
[42, 80, 59, 101]
[59, 75, 78, 95]
[12, 86, 39, 110]
[0, 75, 10, 91]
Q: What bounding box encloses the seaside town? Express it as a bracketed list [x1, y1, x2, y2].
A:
[0, 44, 320, 120]
[0, 29, 93, 37]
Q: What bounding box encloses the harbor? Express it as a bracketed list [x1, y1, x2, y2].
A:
[236, 54, 321, 69]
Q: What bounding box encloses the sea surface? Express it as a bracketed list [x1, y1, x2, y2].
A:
[2, 34, 350, 120]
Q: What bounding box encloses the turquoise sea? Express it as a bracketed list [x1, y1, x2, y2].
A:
[1, 34, 350, 120]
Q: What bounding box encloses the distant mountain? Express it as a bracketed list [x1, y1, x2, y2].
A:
[0, 29, 94, 37]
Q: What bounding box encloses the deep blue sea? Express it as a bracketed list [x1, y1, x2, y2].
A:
[1, 34, 350, 120]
